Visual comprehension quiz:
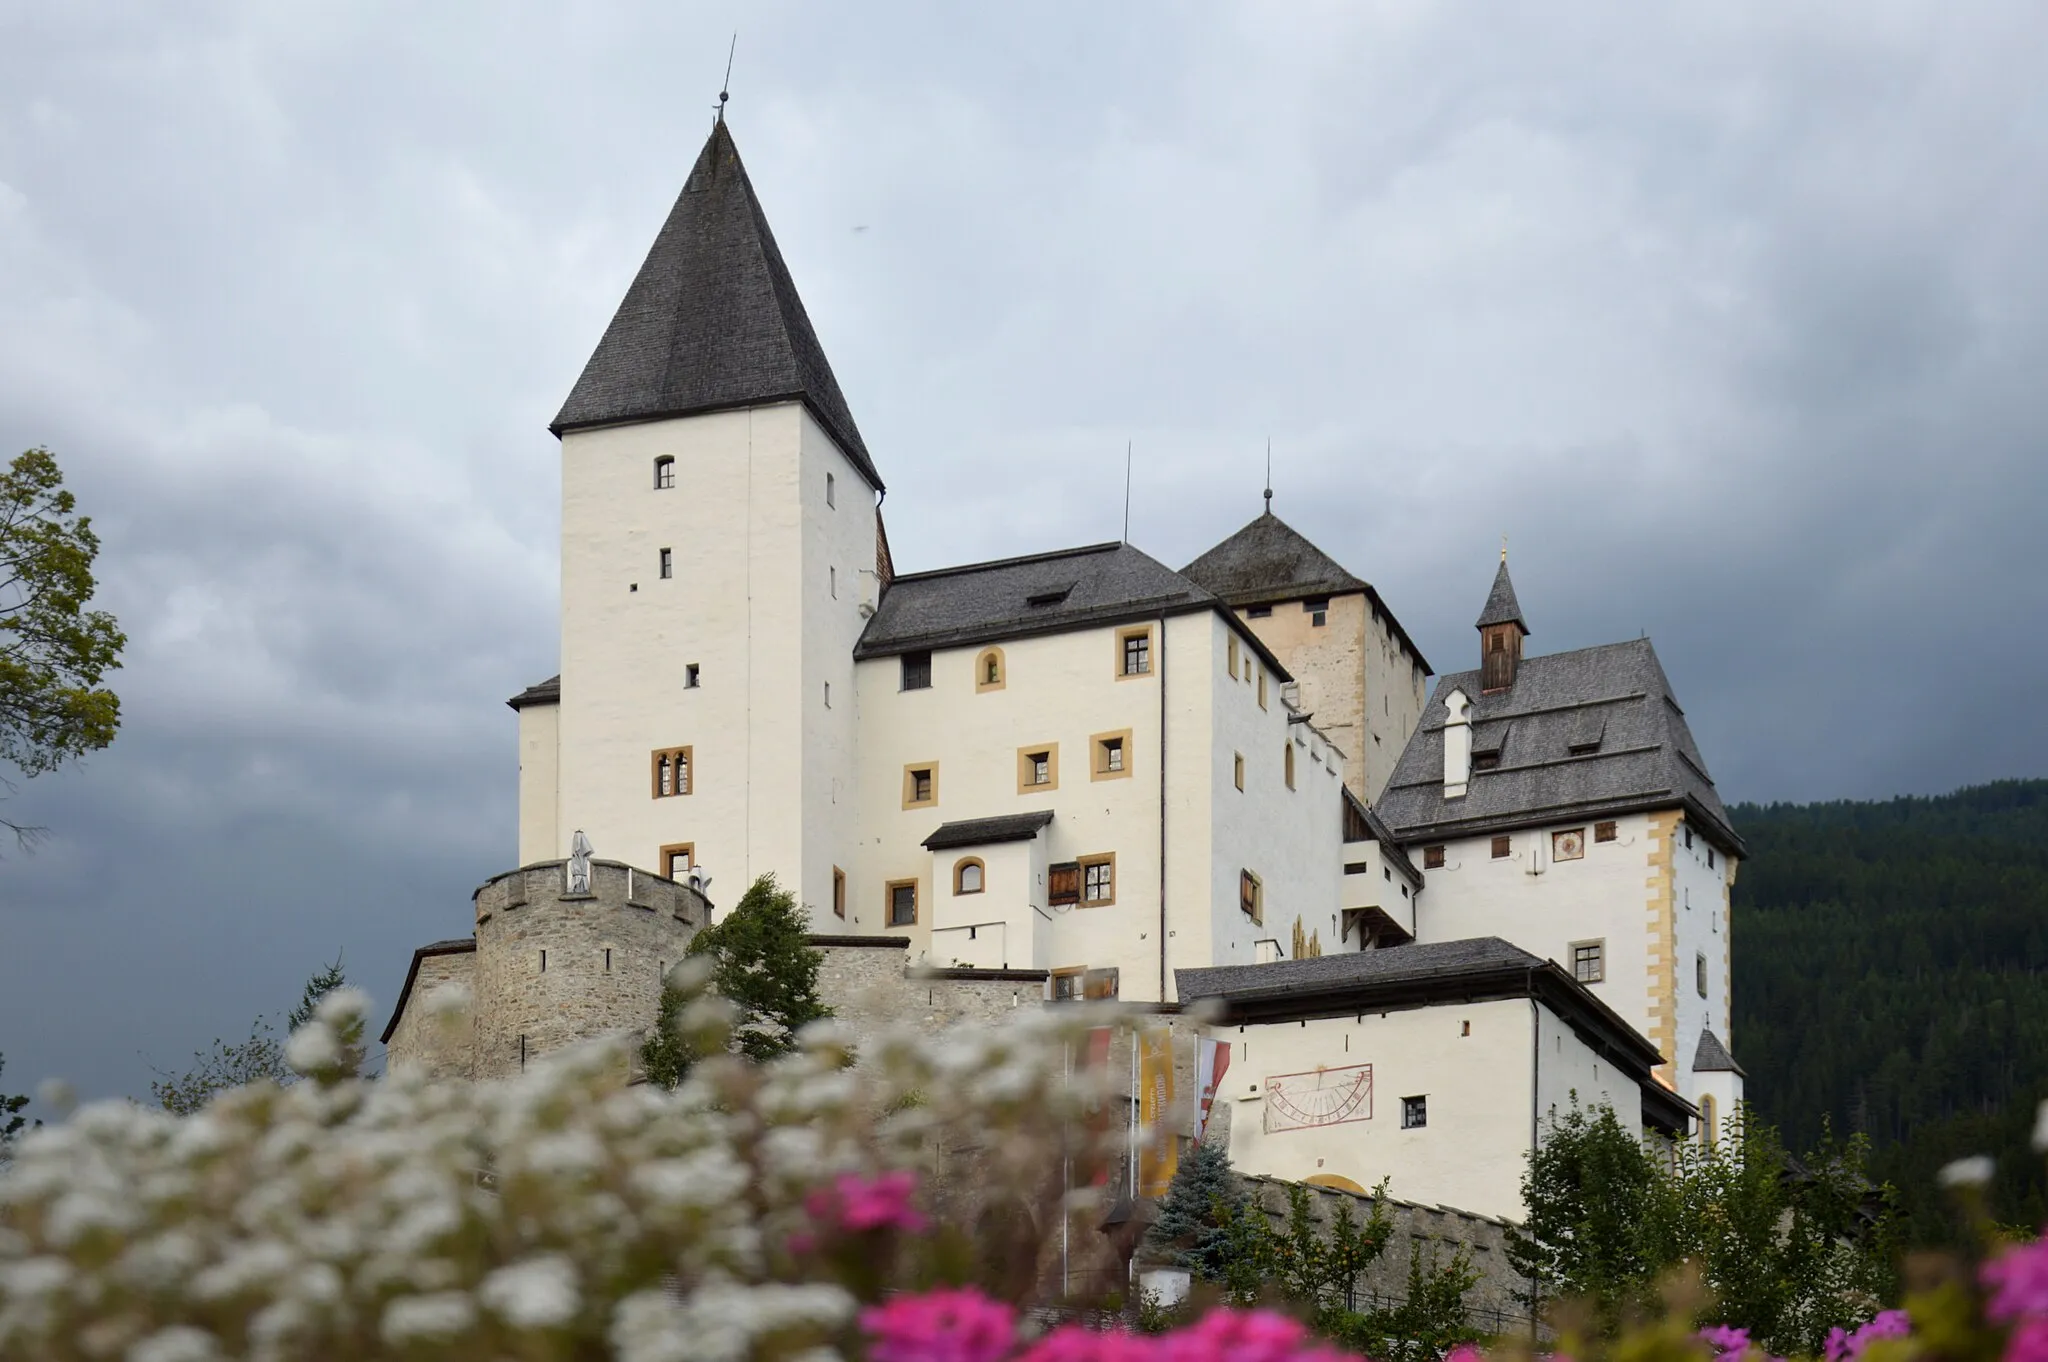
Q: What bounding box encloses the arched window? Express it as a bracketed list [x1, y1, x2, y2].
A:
[654, 456, 676, 490]
[976, 648, 1005, 692]
[1701, 1094, 1719, 1149]
[954, 858, 985, 895]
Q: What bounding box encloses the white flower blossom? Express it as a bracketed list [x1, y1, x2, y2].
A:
[127, 1325, 222, 1362]
[381, 1291, 479, 1343]
[480, 1254, 581, 1328]
[283, 1025, 340, 1076]
[1937, 1155, 1995, 1188]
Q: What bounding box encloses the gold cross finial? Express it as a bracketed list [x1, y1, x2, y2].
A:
[1500, 534, 1508, 564]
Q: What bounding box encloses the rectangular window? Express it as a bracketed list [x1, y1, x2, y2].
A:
[1572, 941, 1605, 983]
[1257, 671, 1268, 709]
[1304, 597, 1329, 628]
[651, 747, 693, 798]
[1092, 730, 1131, 780]
[1247, 605, 1271, 619]
[887, 880, 918, 927]
[1228, 636, 1239, 676]
[659, 548, 673, 579]
[1697, 952, 1708, 998]
[1401, 1095, 1427, 1129]
[685, 663, 701, 689]
[832, 867, 846, 919]
[1490, 835, 1511, 859]
[902, 764, 938, 809]
[1594, 820, 1617, 843]
[1284, 742, 1295, 789]
[1051, 968, 1084, 1003]
[825, 471, 836, 508]
[1684, 826, 1694, 850]
[539, 950, 546, 972]
[1233, 753, 1245, 791]
[1424, 845, 1446, 869]
[1080, 854, 1115, 907]
[1048, 861, 1081, 907]
[1239, 870, 1263, 925]
[1017, 744, 1058, 792]
[1084, 967, 1120, 1000]
[901, 651, 932, 691]
[1707, 847, 1716, 869]
[1117, 626, 1152, 677]
[654, 457, 675, 489]
[660, 843, 695, 878]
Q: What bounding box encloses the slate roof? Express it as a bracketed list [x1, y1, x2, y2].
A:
[507, 675, 560, 711]
[1476, 560, 1526, 630]
[855, 542, 1288, 677]
[923, 810, 1056, 851]
[1376, 637, 1745, 856]
[1177, 935, 1666, 1076]
[1181, 511, 1431, 674]
[1693, 1029, 1747, 1076]
[551, 120, 882, 492]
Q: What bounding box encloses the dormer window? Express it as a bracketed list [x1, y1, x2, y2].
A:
[1027, 583, 1074, 606]
[654, 456, 675, 489]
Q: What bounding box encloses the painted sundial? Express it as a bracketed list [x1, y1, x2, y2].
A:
[1263, 1064, 1373, 1133]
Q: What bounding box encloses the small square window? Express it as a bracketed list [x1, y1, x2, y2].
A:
[1311, 611, 1327, 627]
[1051, 969, 1084, 1003]
[1573, 941, 1605, 983]
[901, 652, 932, 691]
[658, 548, 673, 579]
[1081, 855, 1115, 906]
[1017, 744, 1058, 792]
[1401, 1095, 1427, 1129]
[1491, 835, 1511, 859]
[1120, 628, 1152, 677]
[888, 881, 918, 927]
[1101, 736, 1124, 772]
[903, 765, 937, 808]
[662, 843, 694, 878]
[1424, 845, 1446, 869]
[1594, 821, 1617, 843]
[685, 663, 701, 689]
[1029, 752, 1050, 785]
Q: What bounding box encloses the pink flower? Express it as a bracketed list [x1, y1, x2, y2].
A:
[1699, 1324, 1752, 1362]
[1987, 1237, 2048, 1322]
[1016, 1323, 1156, 1362]
[1157, 1309, 1316, 1362]
[806, 1169, 928, 1236]
[2007, 1316, 2048, 1362]
[861, 1288, 1018, 1362]
[1444, 1349, 1486, 1362]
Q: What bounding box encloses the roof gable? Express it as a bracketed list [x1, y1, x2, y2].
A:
[551, 121, 881, 491]
[1377, 638, 1744, 855]
[1182, 510, 1366, 606]
[1476, 560, 1527, 631]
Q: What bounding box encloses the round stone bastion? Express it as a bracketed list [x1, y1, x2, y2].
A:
[471, 858, 709, 1080]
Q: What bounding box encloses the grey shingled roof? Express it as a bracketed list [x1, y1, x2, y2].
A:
[1476, 561, 1527, 630]
[1693, 1029, 1747, 1076]
[1179, 937, 1545, 1004]
[551, 121, 882, 492]
[1182, 511, 1431, 674]
[855, 542, 1287, 677]
[923, 810, 1055, 851]
[507, 675, 560, 711]
[1376, 638, 1745, 855]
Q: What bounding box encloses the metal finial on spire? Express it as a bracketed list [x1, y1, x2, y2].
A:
[1263, 438, 1273, 511]
[716, 32, 737, 122]
[1501, 534, 1508, 564]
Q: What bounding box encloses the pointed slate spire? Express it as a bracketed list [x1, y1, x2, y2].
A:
[1475, 559, 1527, 632]
[552, 121, 882, 491]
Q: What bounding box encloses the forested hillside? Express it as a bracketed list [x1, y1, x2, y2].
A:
[1731, 779, 2048, 1242]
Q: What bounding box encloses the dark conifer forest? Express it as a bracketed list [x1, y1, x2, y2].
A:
[1732, 779, 2048, 1243]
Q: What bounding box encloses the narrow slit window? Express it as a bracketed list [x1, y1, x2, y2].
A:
[1284, 743, 1295, 790]
[832, 867, 846, 918]
[825, 471, 836, 507]
[659, 548, 673, 579]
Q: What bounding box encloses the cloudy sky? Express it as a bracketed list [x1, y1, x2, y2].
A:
[2, 2, 2044, 1104]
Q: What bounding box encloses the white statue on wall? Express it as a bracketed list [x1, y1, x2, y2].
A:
[567, 830, 593, 894]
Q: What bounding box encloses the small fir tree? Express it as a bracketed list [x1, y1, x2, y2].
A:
[641, 872, 830, 1085]
[287, 953, 347, 1032]
[1144, 1139, 1249, 1280]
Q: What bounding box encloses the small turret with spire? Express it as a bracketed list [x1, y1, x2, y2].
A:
[1475, 545, 1528, 693]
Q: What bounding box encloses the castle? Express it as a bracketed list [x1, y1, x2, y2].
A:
[382, 118, 1746, 1223]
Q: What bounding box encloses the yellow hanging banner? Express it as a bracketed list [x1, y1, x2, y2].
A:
[1137, 1025, 1178, 1197]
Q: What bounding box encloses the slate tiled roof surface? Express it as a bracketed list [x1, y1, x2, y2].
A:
[1376, 638, 1744, 855]
[1475, 560, 1527, 630]
[1693, 1029, 1747, 1075]
[1177, 937, 1544, 1004]
[1182, 511, 1431, 673]
[923, 811, 1056, 851]
[856, 542, 1284, 674]
[506, 675, 561, 710]
[551, 121, 882, 492]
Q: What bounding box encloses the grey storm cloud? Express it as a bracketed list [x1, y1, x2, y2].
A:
[1, 2, 2044, 1103]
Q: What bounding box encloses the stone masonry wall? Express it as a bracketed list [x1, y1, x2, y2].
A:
[472, 859, 707, 1080]
[384, 948, 477, 1080]
[814, 937, 1049, 1039]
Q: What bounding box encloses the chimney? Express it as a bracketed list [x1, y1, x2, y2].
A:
[1442, 688, 1472, 798]
[1475, 557, 1529, 693]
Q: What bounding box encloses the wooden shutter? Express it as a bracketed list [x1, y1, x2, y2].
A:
[1048, 861, 1081, 907]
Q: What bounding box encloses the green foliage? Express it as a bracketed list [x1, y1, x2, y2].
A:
[642, 873, 831, 1085]
[1731, 780, 2048, 1244]
[1509, 1098, 1897, 1353]
[287, 953, 347, 1033]
[1144, 1139, 1248, 1278]
[0, 448, 125, 811]
[150, 957, 354, 1114]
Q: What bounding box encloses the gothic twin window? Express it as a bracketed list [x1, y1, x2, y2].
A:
[651, 747, 692, 798]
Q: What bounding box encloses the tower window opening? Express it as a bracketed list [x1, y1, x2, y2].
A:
[654, 456, 675, 489]
[826, 471, 836, 507]
[604, 948, 612, 973]
[659, 548, 673, 579]
[685, 663, 700, 689]
[539, 950, 546, 973]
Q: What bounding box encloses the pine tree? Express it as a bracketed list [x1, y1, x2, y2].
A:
[641, 873, 830, 1085]
[1144, 1139, 1248, 1278]
[288, 953, 347, 1033]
